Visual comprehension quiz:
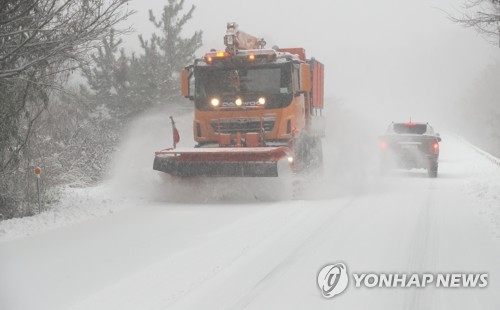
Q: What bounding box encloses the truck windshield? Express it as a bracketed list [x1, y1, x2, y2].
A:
[196, 65, 292, 98]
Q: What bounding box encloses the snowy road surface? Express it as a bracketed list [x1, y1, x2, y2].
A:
[1, 131, 500, 310]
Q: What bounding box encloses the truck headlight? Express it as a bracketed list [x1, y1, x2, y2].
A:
[235, 98, 243, 106]
[258, 97, 266, 105]
[210, 98, 220, 107]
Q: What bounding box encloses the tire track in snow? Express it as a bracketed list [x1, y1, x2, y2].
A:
[404, 180, 439, 310]
[227, 197, 358, 309]
[69, 201, 322, 310]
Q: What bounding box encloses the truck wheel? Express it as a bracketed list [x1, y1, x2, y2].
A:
[428, 163, 438, 178]
[293, 136, 308, 172]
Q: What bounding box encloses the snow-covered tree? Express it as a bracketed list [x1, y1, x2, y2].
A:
[0, 0, 132, 218]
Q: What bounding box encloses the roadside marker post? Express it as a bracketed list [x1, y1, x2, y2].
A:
[34, 167, 42, 213]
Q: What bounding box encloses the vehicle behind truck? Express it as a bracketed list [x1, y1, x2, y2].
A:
[379, 122, 441, 178]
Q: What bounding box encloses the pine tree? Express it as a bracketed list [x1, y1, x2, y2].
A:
[82, 29, 129, 99]
[80, 29, 133, 119]
[132, 0, 203, 105]
[82, 0, 203, 118]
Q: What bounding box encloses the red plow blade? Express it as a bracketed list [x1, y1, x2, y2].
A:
[153, 146, 291, 177]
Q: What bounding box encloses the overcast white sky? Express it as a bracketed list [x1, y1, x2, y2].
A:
[122, 0, 499, 127]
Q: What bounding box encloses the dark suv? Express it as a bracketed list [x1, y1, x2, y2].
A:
[379, 122, 441, 178]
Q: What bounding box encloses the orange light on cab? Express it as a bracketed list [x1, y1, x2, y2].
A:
[216, 51, 225, 57]
[248, 54, 255, 61]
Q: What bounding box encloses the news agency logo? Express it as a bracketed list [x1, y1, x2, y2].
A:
[317, 262, 489, 300]
[317, 263, 349, 298]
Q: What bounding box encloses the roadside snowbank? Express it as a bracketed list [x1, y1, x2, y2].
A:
[460, 138, 500, 238]
[0, 185, 127, 241]
[0, 107, 179, 242]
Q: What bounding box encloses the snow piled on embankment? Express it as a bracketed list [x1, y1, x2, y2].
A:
[459, 137, 500, 238]
[0, 108, 179, 242]
[0, 186, 124, 241]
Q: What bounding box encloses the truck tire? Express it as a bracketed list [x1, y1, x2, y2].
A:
[294, 135, 323, 172]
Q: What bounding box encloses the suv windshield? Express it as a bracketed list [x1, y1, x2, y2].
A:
[391, 123, 428, 135]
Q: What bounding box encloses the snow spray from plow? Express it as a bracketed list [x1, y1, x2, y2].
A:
[107, 110, 297, 202]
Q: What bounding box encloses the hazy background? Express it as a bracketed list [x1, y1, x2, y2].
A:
[124, 0, 499, 131]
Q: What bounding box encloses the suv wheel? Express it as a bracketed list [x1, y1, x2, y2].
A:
[428, 163, 438, 178]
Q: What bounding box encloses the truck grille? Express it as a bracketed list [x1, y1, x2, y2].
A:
[210, 117, 276, 134]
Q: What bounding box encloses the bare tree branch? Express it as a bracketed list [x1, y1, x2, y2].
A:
[452, 0, 500, 46]
[0, 0, 134, 184]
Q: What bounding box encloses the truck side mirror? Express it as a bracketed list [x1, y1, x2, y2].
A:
[181, 67, 194, 100]
[294, 90, 306, 97]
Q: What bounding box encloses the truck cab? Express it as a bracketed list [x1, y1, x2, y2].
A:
[183, 48, 323, 149]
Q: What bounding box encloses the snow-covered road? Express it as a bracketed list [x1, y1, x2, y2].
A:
[1, 121, 500, 309]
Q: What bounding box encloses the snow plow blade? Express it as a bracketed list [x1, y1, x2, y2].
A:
[153, 147, 290, 177]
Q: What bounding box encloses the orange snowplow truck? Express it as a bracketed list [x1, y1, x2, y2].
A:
[153, 22, 325, 177]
